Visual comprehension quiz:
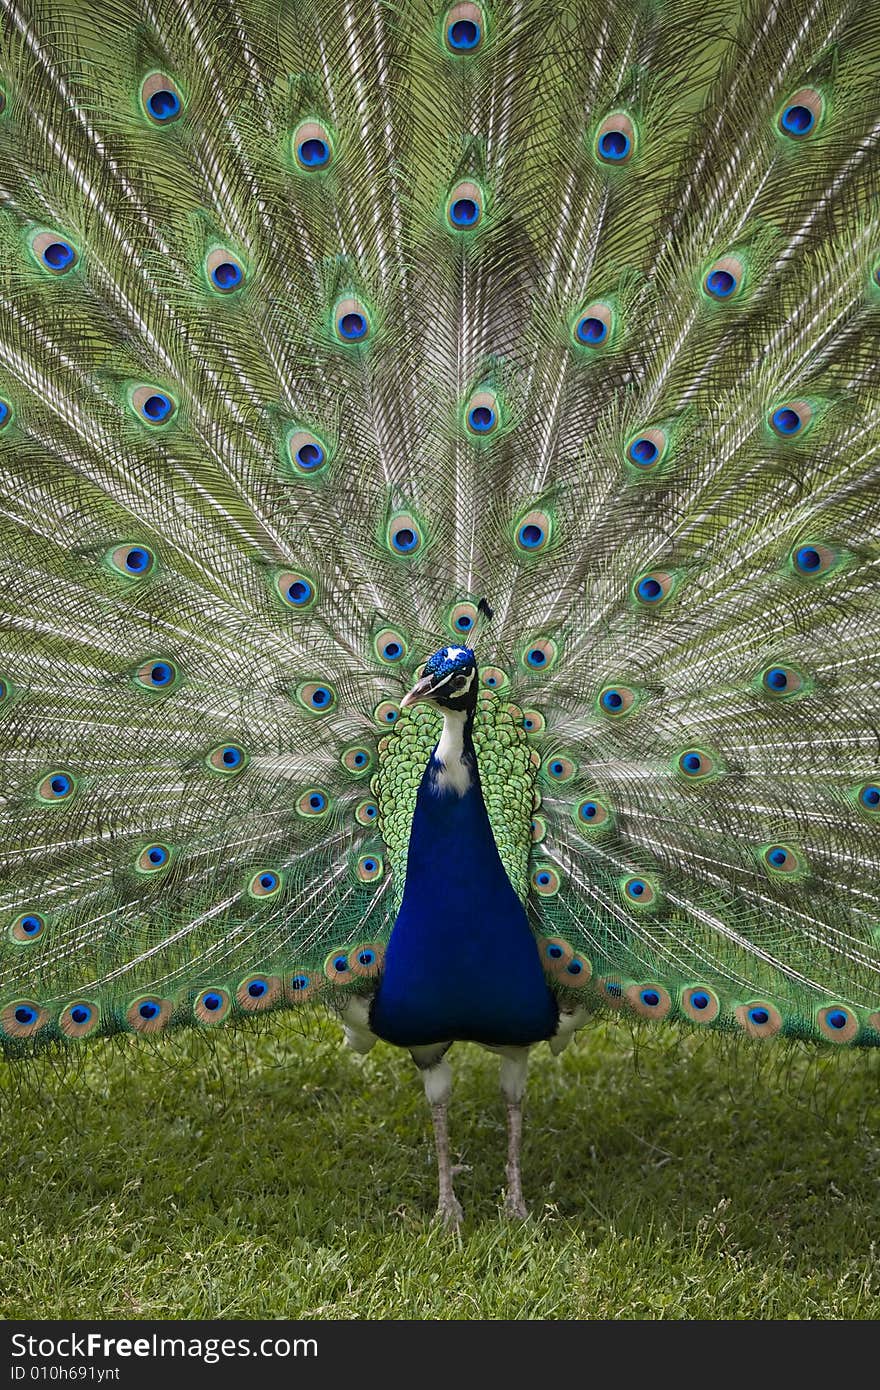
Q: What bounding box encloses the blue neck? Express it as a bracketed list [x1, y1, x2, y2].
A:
[370, 709, 558, 1047]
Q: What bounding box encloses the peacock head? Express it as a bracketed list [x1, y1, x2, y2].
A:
[401, 645, 478, 714]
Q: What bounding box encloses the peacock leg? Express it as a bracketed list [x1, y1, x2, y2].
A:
[338, 994, 378, 1054]
[499, 1048, 531, 1220]
[411, 1044, 462, 1228]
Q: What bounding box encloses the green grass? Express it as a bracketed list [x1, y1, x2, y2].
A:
[3, 1014, 880, 1319]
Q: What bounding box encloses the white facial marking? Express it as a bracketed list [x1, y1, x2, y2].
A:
[451, 667, 476, 697]
[425, 657, 474, 699]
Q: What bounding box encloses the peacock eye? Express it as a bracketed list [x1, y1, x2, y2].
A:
[141, 72, 184, 125]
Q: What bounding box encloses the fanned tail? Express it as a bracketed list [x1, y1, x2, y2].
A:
[0, 0, 878, 1053]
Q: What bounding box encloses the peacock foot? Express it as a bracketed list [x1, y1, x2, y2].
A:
[504, 1191, 529, 1221]
[435, 1193, 464, 1229]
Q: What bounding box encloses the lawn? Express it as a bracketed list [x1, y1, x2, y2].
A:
[2, 1014, 879, 1319]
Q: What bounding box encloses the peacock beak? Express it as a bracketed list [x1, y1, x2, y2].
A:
[401, 674, 438, 708]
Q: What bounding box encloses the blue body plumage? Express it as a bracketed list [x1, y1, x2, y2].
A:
[371, 651, 558, 1049]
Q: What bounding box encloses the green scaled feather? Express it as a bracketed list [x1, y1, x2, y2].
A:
[0, 0, 879, 1056]
[374, 691, 536, 911]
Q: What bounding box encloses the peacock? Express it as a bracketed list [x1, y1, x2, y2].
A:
[1, 0, 879, 1231]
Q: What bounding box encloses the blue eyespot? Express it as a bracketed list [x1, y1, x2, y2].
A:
[765, 667, 789, 691]
[260, 873, 278, 891]
[148, 88, 180, 121]
[392, 527, 417, 552]
[826, 1009, 848, 1030]
[125, 548, 150, 573]
[142, 393, 172, 423]
[450, 197, 478, 226]
[566, 960, 583, 976]
[601, 688, 623, 711]
[795, 546, 820, 572]
[748, 1006, 769, 1026]
[70, 1004, 91, 1025]
[455, 614, 473, 630]
[210, 260, 242, 291]
[248, 979, 268, 998]
[309, 792, 326, 811]
[220, 747, 242, 768]
[382, 640, 402, 661]
[526, 647, 546, 667]
[137, 842, 172, 873]
[338, 311, 367, 340]
[580, 802, 598, 821]
[15, 1005, 38, 1026]
[36, 770, 77, 803]
[21, 916, 43, 936]
[576, 315, 607, 345]
[193, 989, 229, 1023]
[139, 1000, 160, 1020]
[205, 250, 247, 295]
[639, 577, 664, 602]
[291, 975, 310, 991]
[790, 542, 836, 579]
[859, 785, 880, 809]
[293, 122, 334, 171]
[772, 406, 802, 435]
[447, 18, 480, 49]
[680, 753, 702, 774]
[535, 871, 551, 887]
[781, 104, 813, 135]
[704, 257, 746, 302]
[468, 405, 496, 432]
[297, 441, 323, 469]
[640, 988, 660, 1008]
[767, 847, 787, 867]
[598, 130, 630, 161]
[627, 879, 646, 898]
[628, 437, 658, 466]
[42, 239, 75, 271]
[287, 579, 312, 606]
[547, 943, 564, 959]
[0, 399, 11, 428]
[298, 137, 330, 167]
[130, 385, 177, 426]
[311, 687, 331, 708]
[690, 991, 710, 1011]
[139, 653, 180, 691]
[518, 522, 544, 548]
[550, 761, 563, 777]
[286, 429, 327, 476]
[706, 269, 736, 298]
[332, 954, 348, 973]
